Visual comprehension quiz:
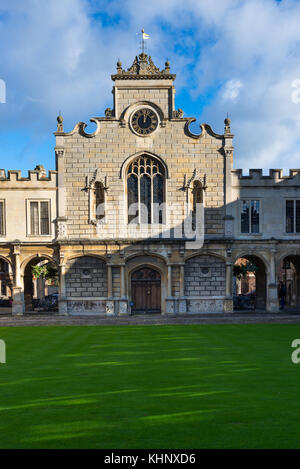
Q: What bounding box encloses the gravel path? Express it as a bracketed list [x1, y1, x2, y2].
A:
[0, 312, 300, 327]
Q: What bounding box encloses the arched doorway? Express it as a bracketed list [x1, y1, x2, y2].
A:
[131, 267, 161, 314]
[278, 255, 300, 310]
[23, 257, 58, 312]
[233, 255, 266, 310]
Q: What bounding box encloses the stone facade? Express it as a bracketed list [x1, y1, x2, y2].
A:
[184, 256, 226, 297]
[1, 52, 300, 315]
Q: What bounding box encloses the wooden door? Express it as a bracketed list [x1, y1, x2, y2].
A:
[131, 268, 161, 314]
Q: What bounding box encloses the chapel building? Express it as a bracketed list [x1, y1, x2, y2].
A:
[1, 52, 300, 315]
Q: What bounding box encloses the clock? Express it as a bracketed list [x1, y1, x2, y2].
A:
[131, 108, 158, 135]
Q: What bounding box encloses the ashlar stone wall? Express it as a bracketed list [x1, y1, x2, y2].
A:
[184, 255, 226, 297]
[60, 122, 225, 240]
[65, 256, 107, 298]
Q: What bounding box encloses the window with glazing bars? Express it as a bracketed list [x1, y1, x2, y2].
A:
[0, 201, 5, 235]
[241, 200, 260, 233]
[29, 201, 50, 235]
[127, 156, 165, 224]
[286, 200, 300, 233]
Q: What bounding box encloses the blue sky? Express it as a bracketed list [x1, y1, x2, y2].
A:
[1, 0, 300, 174]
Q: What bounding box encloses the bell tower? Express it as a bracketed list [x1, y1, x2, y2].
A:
[111, 53, 177, 121]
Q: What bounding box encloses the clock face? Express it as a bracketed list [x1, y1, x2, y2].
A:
[131, 108, 158, 135]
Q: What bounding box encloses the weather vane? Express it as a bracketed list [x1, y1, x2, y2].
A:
[137, 28, 150, 54]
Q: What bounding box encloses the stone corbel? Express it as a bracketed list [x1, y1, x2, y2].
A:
[55, 148, 65, 158]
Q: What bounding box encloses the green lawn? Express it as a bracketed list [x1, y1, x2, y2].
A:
[0, 324, 299, 449]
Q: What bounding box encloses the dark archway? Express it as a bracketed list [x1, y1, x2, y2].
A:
[23, 257, 58, 311]
[0, 258, 12, 308]
[131, 267, 161, 314]
[234, 255, 267, 310]
[278, 255, 300, 309]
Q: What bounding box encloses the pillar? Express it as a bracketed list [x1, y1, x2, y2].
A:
[107, 265, 113, 298]
[167, 265, 172, 297]
[179, 264, 184, 296]
[267, 249, 278, 313]
[119, 264, 128, 315]
[12, 245, 24, 315]
[178, 263, 187, 313]
[226, 262, 232, 297]
[106, 264, 114, 315]
[58, 254, 68, 315]
[224, 262, 233, 313]
[165, 264, 175, 314]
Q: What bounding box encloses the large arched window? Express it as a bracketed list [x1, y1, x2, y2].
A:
[127, 156, 165, 224]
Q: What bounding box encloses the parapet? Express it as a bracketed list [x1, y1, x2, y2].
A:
[0, 169, 57, 184]
[232, 169, 300, 187]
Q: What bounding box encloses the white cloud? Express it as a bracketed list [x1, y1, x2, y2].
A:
[1, 0, 300, 172]
[222, 80, 243, 102]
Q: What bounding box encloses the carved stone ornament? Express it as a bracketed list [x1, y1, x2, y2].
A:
[184, 169, 207, 191]
[85, 169, 108, 192]
[172, 108, 184, 118]
[105, 107, 114, 118]
[56, 218, 67, 239]
[111, 53, 176, 80]
[57, 113, 64, 132]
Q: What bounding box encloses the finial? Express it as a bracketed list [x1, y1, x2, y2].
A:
[165, 59, 170, 72]
[224, 114, 231, 134]
[57, 111, 63, 132]
[117, 58, 122, 74]
[34, 165, 46, 178]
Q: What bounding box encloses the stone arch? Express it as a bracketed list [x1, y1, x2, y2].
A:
[21, 253, 55, 276]
[126, 254, 167, 314]
[124, 251, 168, 264]
[0, 255, 12, 269]
[64, 253, 107, 264]
[120, 151, 169, 179]
[22, 254, 58, 311]
[233, 254, 267, 310]
[277, 254, 300, 309]
[0, 256, 13, 304]
[185, 251, 227, 263]
[233, 251, 269, 274]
